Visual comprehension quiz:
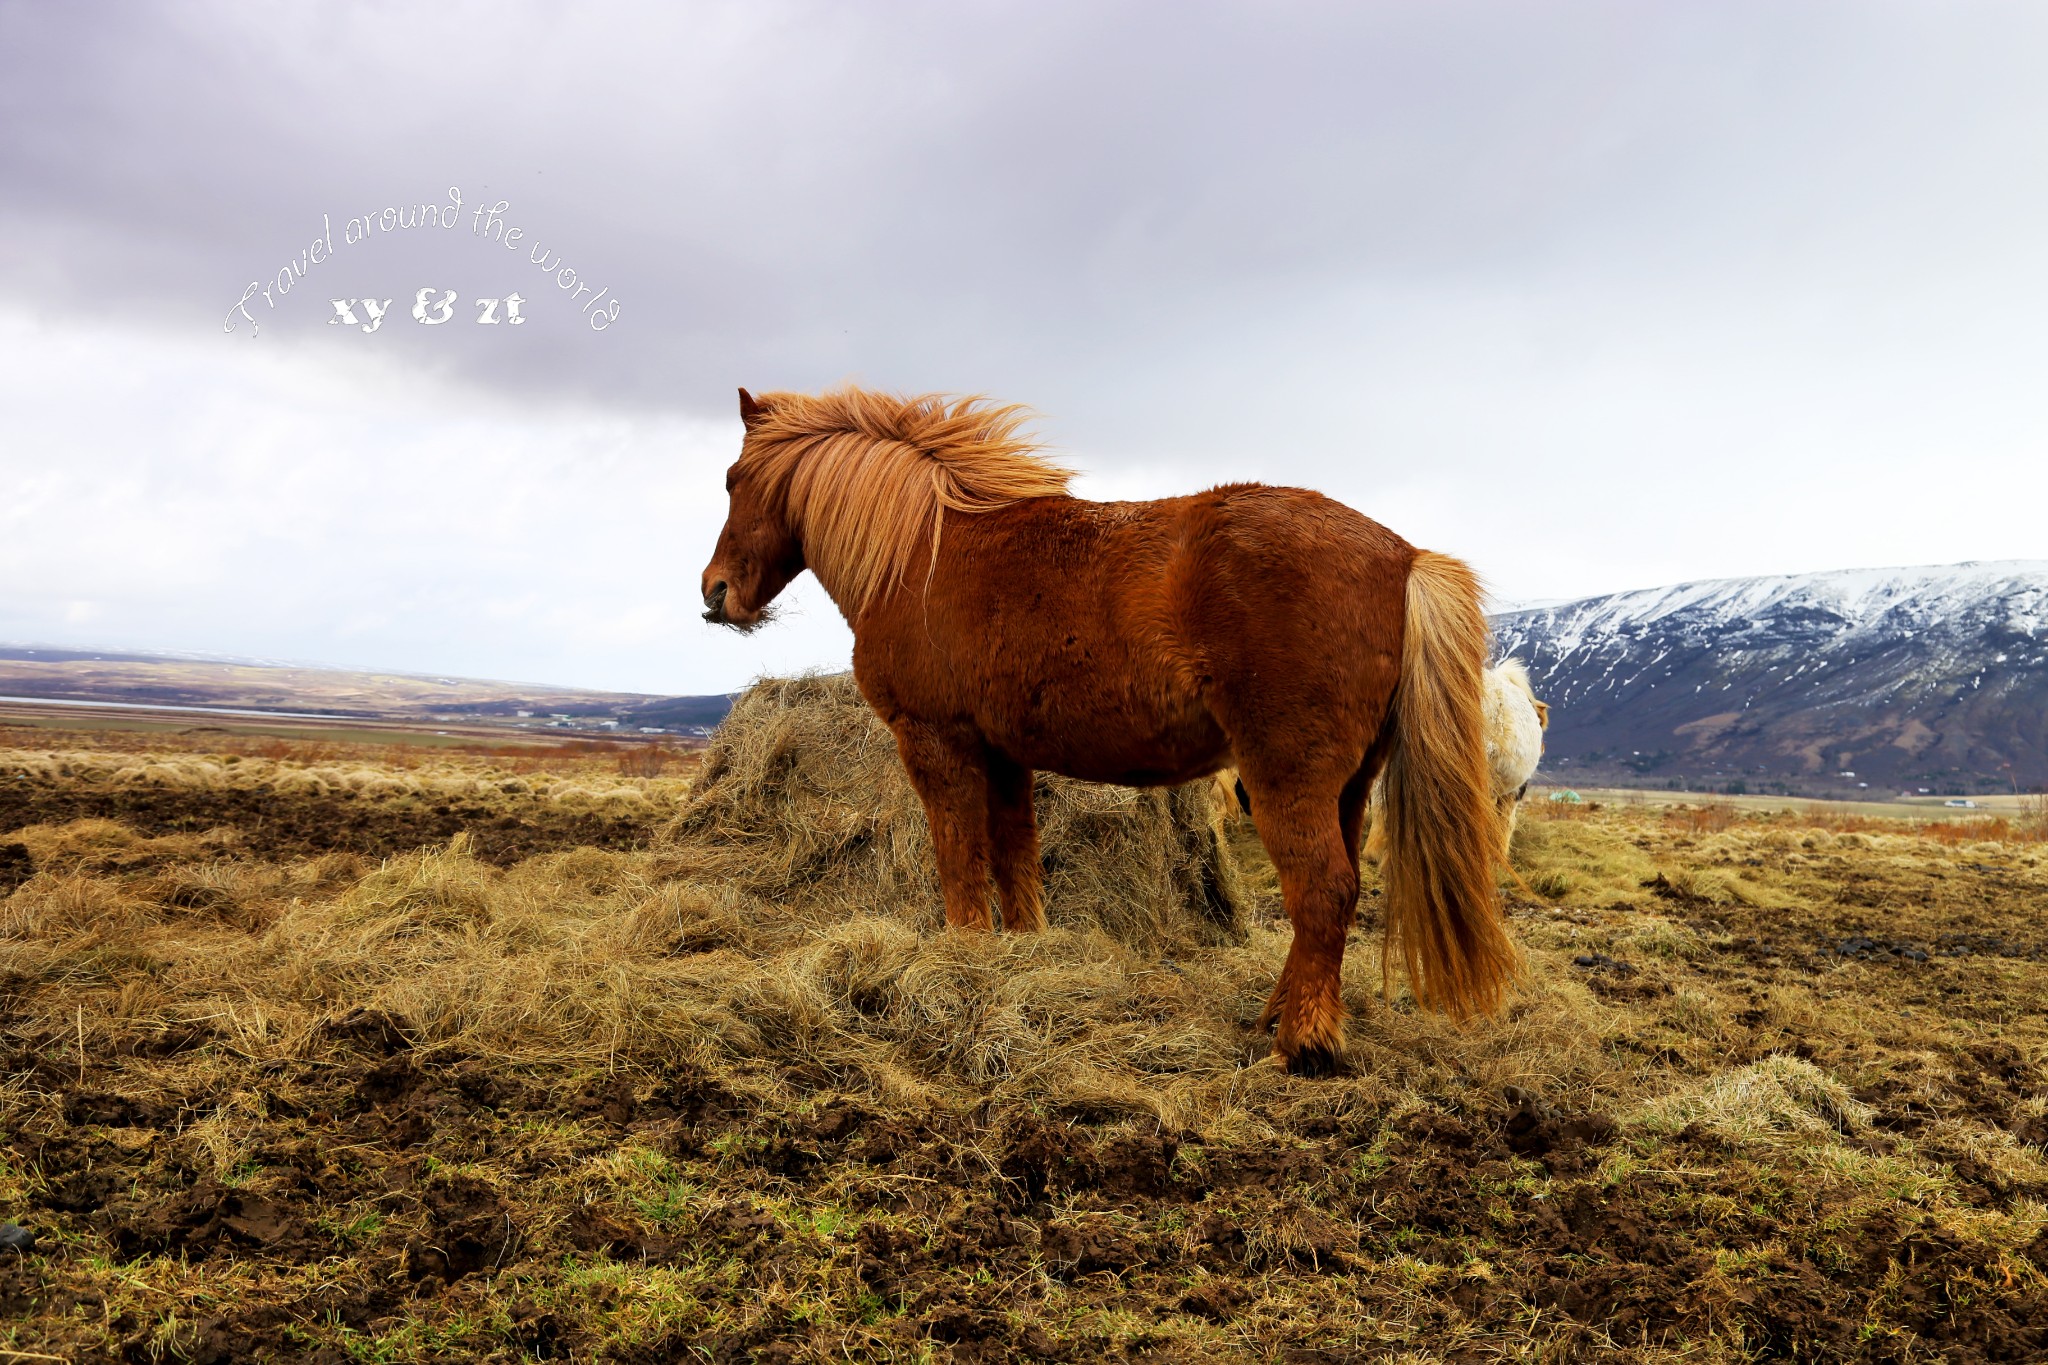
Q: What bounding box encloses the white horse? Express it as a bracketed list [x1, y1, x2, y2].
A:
[1213, 659, 1550, 866]
[1362, 658, 1549, 866]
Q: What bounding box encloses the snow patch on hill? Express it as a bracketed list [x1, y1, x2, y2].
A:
[1496, 561, 2048, 655]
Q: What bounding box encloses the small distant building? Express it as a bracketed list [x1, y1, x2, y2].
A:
[1944, 798, 1977, 808]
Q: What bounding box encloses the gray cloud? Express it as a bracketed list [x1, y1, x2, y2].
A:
[3, 1, 2045, 691]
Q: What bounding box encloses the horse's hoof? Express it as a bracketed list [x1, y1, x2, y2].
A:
[1284, 1043, 1343, 1078]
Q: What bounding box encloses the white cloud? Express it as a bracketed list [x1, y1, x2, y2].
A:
[0, 308, 853, 692]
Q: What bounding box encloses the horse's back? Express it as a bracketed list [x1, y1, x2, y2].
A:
[1171, 483, 1416, 705]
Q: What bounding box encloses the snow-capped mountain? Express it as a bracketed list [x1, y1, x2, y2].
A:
[1490, 562, 2048, 794]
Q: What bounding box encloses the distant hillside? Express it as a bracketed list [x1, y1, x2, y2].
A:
[619, 694, 741, 731]
[24, 555, 2046, 786]
[0, 647, 734, 735]
[1492, 562, 2048, 796]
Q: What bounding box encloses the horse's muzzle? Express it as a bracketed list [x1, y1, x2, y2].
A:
[702, 580, 728, 623]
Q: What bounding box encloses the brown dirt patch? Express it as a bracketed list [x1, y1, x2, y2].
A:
[0, 781, 663, 866]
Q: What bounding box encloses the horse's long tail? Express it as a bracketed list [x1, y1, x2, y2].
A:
[1376, 551, 1521, 1019]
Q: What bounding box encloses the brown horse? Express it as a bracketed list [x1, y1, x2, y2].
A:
[701, 386, 1518, 1073]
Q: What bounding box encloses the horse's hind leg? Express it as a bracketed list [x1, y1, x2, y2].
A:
[1242, 773, 1363, 1076]
[1254, 752, 1382, 1059]
[1342, 736, 1392, 877]
[1344, 734, 1394, 914]
[888, 720, 996, 931]
[985, 750, 1045, 931]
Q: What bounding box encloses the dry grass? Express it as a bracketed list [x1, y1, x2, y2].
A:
[1579, 789, 2048, 849]
[0, 718, 693, 775]
[2023, 792, 2048, 840]
[1634, 1054, 1875, 1146]
[0, 735, 695, 816]
[3, 696, 2048, 1361]
[661, 673, 1245, 953]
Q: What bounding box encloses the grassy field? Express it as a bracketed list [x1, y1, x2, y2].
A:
[0, 697, 683, 752]
[1544, 787, 2042, 824]
[3, 721, 2048, 1362]
[0, 707, 543, 751]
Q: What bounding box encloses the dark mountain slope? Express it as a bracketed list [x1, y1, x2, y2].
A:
[1491, 562, 2048, 795]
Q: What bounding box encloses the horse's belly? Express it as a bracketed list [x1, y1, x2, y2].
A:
[984, 692, 1228, 788]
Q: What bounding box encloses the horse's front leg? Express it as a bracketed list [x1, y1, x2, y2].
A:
[985, 750, 1045, 931]
[890, 720, 997, 931]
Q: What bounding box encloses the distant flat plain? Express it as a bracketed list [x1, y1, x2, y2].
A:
[1547, 786, 2035, 820]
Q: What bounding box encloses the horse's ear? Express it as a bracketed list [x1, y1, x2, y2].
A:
[738, 387, 767, 428]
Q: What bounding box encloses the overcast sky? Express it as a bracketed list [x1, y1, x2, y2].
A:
[3, 1, 2044, 695]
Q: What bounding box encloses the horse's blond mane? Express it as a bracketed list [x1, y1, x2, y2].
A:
[741, 387, 1075, 616]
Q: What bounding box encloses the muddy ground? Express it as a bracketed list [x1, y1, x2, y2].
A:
[3, 735, 2047, 1362]
[0, 781, 661, 869]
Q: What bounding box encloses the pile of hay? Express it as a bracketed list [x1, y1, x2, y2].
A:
[660, 673, 1247, 953]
